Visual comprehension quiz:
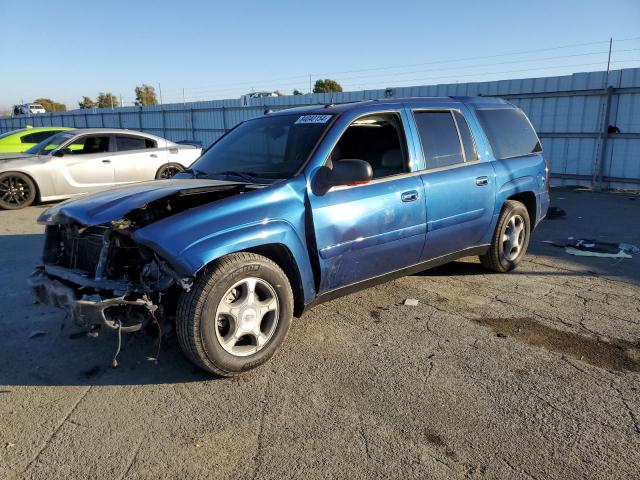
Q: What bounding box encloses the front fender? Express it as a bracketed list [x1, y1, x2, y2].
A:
[138, 219, 315, 304]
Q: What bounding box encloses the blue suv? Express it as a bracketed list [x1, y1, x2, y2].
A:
[30, 97, 550, 376]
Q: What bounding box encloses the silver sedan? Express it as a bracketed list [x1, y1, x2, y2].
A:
[0, 128, 202, 209]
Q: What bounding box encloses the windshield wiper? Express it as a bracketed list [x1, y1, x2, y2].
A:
[213, 170, 260, 183]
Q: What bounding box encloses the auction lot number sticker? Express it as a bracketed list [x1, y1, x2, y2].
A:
[295, 115, 333, 124]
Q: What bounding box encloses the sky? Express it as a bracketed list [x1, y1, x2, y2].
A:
[0, 0, 639, 111]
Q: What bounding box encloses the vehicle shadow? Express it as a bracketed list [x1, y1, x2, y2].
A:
[0, 233, 220, 387]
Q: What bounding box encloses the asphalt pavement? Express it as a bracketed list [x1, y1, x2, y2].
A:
[0, 188, 638, 479]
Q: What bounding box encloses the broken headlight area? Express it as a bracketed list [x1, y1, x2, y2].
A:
[42, 224, 179, 291]
[33, 223, 187, 335]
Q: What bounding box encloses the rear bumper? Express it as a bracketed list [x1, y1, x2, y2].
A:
[28, 267, 151, 332]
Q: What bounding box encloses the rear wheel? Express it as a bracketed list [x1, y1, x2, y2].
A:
[479, 200, 531, 272]
[0, 172, 37, 210]
[155, 163, 184, 179]
[176, 253, 293, 376]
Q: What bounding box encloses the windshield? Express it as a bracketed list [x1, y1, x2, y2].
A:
[189, 113, 333, 182]
[26, 131, 75, 155]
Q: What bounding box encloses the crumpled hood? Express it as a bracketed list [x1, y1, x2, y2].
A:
[38, 179, 243, 226]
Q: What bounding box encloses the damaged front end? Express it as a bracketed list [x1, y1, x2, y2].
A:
[28, 180, 249, 334]
[28, 222, 184, 332]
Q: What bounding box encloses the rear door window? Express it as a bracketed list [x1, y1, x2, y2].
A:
[115, 135, 157, 151]
[475, 108, 542, 160]
[414, 111, 464, 169]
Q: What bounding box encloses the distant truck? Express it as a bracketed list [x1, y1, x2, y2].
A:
[12, 103, 47, 116]
[240, 91, 281, 106]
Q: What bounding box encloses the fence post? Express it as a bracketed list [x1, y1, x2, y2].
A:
[190, 108, 195, 140]
[593, 86, 614, 191]
[221, 106, 227, 132]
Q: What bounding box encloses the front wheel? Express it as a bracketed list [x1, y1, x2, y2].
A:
[176, 253, 293, 376]
[479, 200, 531, 272]
[0, 172, 37, 210]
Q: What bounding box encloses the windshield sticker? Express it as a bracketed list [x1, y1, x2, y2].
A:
[295, 114, 332, 125]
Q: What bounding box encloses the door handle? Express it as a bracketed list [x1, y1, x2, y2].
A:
[475, 176, 489, 186]
[102, 159, 111, 164]
[401, 190, 419, 202]
[150, 153, 158, 158]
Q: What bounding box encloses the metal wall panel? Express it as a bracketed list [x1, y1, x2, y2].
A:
[2, 67, 639, 189]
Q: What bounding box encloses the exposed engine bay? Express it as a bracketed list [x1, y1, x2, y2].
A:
[29, 182, 253, 342]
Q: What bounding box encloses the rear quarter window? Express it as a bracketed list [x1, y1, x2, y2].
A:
[21, 131, 58, 144]
[476, 108, 542, 160]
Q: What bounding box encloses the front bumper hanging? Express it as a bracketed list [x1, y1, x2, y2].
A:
[28, 267, 154, 332]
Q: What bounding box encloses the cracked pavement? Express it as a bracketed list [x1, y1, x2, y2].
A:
[0, 188, 639, 479]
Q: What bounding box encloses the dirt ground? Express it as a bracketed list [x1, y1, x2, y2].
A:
[0, 188, 639, 480]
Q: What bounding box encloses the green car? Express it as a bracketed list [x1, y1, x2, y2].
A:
[0, 126, 73, 153]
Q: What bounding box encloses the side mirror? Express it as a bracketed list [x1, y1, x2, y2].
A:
[313, 159, 373, 194]
[52, 148, 71, 157]
[329, 159, 373, 186]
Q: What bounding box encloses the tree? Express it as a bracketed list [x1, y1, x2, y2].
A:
[134, 84, 158, 106]
[78, 96, 96, 109]
[96, 92, 120, 109]
[293, 89, 303, 95]
[34, 98, 66, 112]
[313, 79, 343, 93]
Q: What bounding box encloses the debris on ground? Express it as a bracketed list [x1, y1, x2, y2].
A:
[565, 247, 631, 259]
[404, 298, 419, 306]
[546, 206, 566, 219]
[542, 237, 638, 259]
[5, 442, 15, 449]
[28, 330, 46, 339]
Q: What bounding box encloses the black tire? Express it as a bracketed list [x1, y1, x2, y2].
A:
[155, 163, 185, 179]
[176, 252, 293, 376]
[479, 200, 531, 273]
[0, 172, 37, 210]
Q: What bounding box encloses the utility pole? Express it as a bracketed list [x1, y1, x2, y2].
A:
[605, 37, 613, 78]
[309, 74, 312, 94]
[593, 37, 614, 191]
[158, 83, 163, 105]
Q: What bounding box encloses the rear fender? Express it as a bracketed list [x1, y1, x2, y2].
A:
[494, 176, 537, 216]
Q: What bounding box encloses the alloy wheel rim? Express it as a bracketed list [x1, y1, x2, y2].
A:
[214, 277, 279, 357]
[0, 176, 32, 207]
[160, 166, 181, 178]
[502, 214, 525, 261]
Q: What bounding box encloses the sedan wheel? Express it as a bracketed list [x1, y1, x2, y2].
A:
[156, 163, 184, 179]
[0, 172, 37, 210]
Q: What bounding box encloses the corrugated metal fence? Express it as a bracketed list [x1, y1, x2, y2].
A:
[2, 68, 639, 190]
